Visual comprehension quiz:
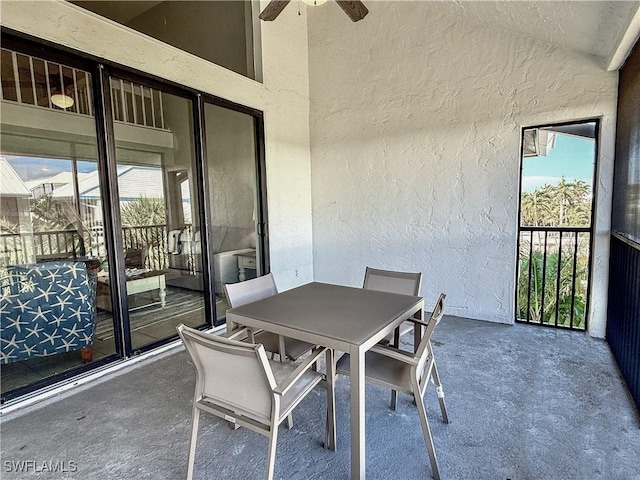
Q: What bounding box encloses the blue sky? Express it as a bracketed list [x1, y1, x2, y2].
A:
[522, 134, 595, 193]
[6, 156, 97, 181]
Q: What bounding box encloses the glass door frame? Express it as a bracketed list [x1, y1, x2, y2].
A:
[0, 34, 122, 403]
[0, 29, 269, 402]
[199, 93, 270, 327]
[97, 65, 213, 356]
[514, 118, 600, 331]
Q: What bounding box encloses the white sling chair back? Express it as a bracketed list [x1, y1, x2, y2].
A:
[224, 273, 277, 333]
[177, 324, 333, 480]
[336, 294, 449, 480]
[224, 273, 315, 361]
[363, 267, 423, 347]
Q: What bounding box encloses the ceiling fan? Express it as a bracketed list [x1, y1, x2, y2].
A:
[259, 0, 369, 23]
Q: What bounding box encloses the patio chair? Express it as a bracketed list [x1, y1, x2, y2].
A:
[335, 293, 449, 480]
[224, 274, 315, 362]
[124, 247, 148, 269]
[177, 324, 334, 480]
[362, 267, 424, 409]
[363, 266, 423, 348]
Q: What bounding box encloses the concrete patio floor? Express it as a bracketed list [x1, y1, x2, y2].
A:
[1, 316, 639, 479]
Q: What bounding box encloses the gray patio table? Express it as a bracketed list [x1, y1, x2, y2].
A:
[226, 281, 424, 480]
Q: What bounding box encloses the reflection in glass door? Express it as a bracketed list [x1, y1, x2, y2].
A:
[204, 103, 263, 323]
[107, 76, 206, 351]
[0, 38, 268, 401]
[0, 48, 115, 395]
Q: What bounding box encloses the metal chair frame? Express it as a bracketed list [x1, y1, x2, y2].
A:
[336, 294, 449, 480]
[177, 324, 334, 480]
[224, 273, 315, 362]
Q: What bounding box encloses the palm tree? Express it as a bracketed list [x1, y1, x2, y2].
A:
[121, 196, 166, 227]
[552, 178, 591, 226]
[522, 180, 592, 227]
[520, 188, 554, 226]
[518, 180, 592, 328]
[517, 244, 587, 327]
[29, 194, 88, 257]
[120, 196, 167, 269]
[31, 194, 72, 232]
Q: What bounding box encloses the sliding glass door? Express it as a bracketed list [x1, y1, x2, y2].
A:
[0, 34, 268, 401]
[0, 47, 116, 394]
[106, 75, 206, 351]
[203, 102, 265, 324]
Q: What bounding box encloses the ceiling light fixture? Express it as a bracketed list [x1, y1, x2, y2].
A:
[260, 0, 368, 22]
[51, 93, 74, 109]
[49, 73, 75, 110]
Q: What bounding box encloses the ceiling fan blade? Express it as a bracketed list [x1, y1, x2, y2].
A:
[335, 0, 369, 22]
[259, 0, 291, 21]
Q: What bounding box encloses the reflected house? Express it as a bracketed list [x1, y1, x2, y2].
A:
[0, 158, 32, 264]
[2, 159, 196, 269]
[37, 166, 167, 261]
[0, 50, 184, 267]
[1, 159, 172, 266]
[0, 157, 31, 227]
[1, 33, 259, 400]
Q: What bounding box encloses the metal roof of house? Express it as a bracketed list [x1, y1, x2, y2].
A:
[51, 166, 164, 201]
[24, 172, 92, 191]
[0, 157, 32, 197]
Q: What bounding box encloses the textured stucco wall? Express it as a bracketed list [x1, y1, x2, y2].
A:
[0, 0, 314, 291]
[308, 2, 616, 337]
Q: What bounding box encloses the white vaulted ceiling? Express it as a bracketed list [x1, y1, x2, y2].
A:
[307, 0, 640, 71]
[69, 1, 640, 71]
[396, 0, 640, 71]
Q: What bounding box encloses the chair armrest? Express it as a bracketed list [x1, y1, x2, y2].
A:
[225, 327, 252, 341]
[404, 316, 429, 328]
[370, 344, 419, 365]
[274, 346, 327, 396]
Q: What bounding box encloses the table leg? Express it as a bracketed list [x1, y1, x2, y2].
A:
[159, 275, 166, 308]
[159, 285, 166, 307]
[350, 345, 365, 480]
[325, 349, 336, 451]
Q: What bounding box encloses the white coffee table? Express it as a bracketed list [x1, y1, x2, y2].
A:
[96, 270, 166, 312]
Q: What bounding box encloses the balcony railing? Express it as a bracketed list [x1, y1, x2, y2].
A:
[1, 48, 94, 117]
[122, 224, 169, 270]
[1, 225, 174, 271]
[517, 226, 591, 330]
[1, 48, 168, 131]
[1, 230, 85, 265]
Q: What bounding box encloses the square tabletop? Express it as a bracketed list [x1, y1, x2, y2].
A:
[226, 281, 423, 347]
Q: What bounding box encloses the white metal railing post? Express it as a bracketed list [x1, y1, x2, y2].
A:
[11, 52, 22, 104]
[119, 79, 127, 122]
[29, 56, 37, 104]
[140, 85, 148, 126]
[72, 68, 80, 113]
[130, 81, 138, 124]
[44, 61, 52, 109]
[158, 90, 165, 129]
[85, 71, 93, 117]
[149, 88, 157, 128]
